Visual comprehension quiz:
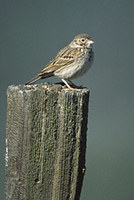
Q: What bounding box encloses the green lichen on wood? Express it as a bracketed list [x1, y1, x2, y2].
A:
[6, 83, 89, 200]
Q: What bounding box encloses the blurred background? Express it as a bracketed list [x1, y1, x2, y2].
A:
[1, 0, 134, 199]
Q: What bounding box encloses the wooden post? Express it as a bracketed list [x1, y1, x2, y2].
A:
[5, 83, 89, 200]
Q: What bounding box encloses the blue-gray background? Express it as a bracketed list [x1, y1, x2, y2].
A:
[1, 0, 134, 199]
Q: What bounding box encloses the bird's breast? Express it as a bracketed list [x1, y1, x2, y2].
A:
[54, 49, 94, 80]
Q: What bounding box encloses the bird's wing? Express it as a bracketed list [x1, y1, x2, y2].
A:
[39, 46, 80, 75]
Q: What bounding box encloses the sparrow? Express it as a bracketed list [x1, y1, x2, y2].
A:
[25, 33, 94, 90]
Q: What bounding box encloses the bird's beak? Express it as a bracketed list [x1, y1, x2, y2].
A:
[87, 40, 94, 48]
[89, 40, 94, 45]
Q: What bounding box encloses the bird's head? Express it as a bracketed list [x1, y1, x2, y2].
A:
[70, 33, 94, 49]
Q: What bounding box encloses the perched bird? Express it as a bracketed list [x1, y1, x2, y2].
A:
[25, 33, 94, 90]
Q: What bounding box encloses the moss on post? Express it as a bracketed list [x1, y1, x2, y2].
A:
[5, 83, 89, 200]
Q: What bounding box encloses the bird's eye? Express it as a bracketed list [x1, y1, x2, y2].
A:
[81, 38, 85, 42]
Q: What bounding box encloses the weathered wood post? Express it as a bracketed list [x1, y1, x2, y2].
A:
[5, 83, 89, 200]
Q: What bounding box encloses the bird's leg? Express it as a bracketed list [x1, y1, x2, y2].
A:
[68, 80, 79, 88]
[61, 79, 81, 91]
[68, 80, 84, 89]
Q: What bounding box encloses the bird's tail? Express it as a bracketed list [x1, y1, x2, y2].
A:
[25, 75, 41, 85]
[25, 72, 54, 85]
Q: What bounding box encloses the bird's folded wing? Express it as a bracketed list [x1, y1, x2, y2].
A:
[39, 47, 80, 75]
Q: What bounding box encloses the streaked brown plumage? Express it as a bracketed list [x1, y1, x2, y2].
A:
[25, 34, 94, 90]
